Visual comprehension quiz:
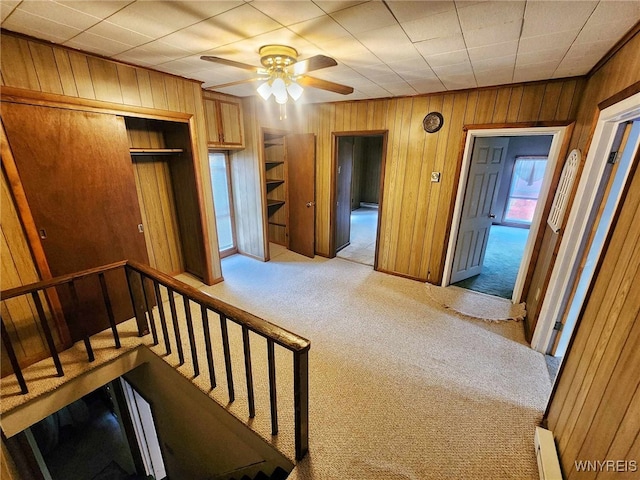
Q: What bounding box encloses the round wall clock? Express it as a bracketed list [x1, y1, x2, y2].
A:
[423, 111, 444, 133]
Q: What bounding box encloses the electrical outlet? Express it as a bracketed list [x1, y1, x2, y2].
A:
[431, 172, 441, 182]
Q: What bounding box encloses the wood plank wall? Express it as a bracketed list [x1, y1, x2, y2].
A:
[0, 31, 223, 284]
[542, 29, 640, 478]
[286, 80, 583, 281]
[1, 170, 60, 376]
[545, 148, 640, 479]
[525, 31, 640, 339]
[227, 97, 267, 260]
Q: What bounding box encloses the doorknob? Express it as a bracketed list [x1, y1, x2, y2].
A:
[489, 214, 496, 218]
[306, 201, 315, 208]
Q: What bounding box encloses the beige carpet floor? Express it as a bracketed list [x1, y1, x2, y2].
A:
[3, 245, 551, 479]
[193, 244, 552, 479]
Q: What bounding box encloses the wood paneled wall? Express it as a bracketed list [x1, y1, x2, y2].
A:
[545, 147, 640, 479]
[525, 30, 640, 339]
[228, 97, 268, 261]
[541, 28, 640, 479]
[0, 31, 222, 283]
[1, 170, 60, 376]
[292, 79, 583, 281]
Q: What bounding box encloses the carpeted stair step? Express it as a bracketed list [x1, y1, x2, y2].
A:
[231, 466, 289, 480]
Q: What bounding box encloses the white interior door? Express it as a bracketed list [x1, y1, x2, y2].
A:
[450, 137, 509, 283]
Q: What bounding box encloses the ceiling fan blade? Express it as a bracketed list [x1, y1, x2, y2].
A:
[200, 55, 262, 73]
[292, 55, 338, 75]
[204, 78, 262, 90]
[297, 76, 354, 95]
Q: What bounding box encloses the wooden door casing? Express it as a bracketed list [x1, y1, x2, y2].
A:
[451, 137, 509, 283]
[1, 102, 149, 340]
[286, 133, 316, 258]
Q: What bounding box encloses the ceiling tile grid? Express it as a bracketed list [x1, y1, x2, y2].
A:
[1, 0, 639, 103]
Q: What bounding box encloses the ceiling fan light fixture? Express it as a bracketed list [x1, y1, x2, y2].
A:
[286, 81, 303, 101]
[257, 81, 272, 100]
[272, 77, 288, 103]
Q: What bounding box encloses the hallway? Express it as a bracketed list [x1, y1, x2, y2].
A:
[336, 206, 377, 266]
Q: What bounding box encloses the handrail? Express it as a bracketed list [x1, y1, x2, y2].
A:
[126, 260, 311, 353]
[1, 259, 311, 460]
[1, 260, 128, 300]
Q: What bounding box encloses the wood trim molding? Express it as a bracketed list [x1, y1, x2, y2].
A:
[0, 87, 193, 122]
[598, 80, 640, 111]
[588, 21, 640, 78]
[463, 120, 574, 131]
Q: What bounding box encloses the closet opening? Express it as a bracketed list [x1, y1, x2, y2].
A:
[332, 132, 387, 267]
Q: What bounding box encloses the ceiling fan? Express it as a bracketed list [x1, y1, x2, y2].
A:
[201, 45, 354, 104]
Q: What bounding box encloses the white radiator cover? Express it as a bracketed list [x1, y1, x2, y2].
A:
[535, 427, 563, 480]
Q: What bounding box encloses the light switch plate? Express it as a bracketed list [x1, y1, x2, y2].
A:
[431, 172, 441, 182]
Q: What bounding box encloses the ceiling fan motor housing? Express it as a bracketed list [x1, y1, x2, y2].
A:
[259, 45, 298, 69]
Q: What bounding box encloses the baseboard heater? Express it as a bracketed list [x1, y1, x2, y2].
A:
[535, 427, 563, 480]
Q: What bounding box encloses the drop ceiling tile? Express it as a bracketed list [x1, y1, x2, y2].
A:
[432, 59, 473, 76]
[385, 1, 455, 23]
[574, 18, 638, 45]
[424, 49, 469, 68]
[382, 81, 418, 96]
[413, 34, 466, 56]
[313, 1, 369, 14]
[467, 40, 517, 62]
[356, 25, 421, 62]
[475, 69, 513, 87]
[249, 0, 324, 26]
[521, 1, 598, 37]
[14, 0, 103, 30]
[401, 8, 461, 42]
[399, 70, 440, 84]
[66, 31, 134, 57]
[407, 77, 446, 94]
[386, 57, 437, 75]
[440, 73, 477, 90]
[84, 20, 154, 48]
[518, 30, 579, 54]
[513, 65, 557, 83]
[56, 1, 133, 19]
[356, 83, 395, 96]
[2, 9, 82, 42]
[1, 1, 20, 22]
[472, 54, 516, 73]
[158, 56, 211, 75]
[320, 36, 379, 64]
[106, 1, 243, 39]
[288, 14, 352, 44]
[331, 1, 397, 35]
[463, 20, 521, 48]
[457, 0, 524, 30]
[585, 0, 640, 25]
[516, 49, 567, 67]
[113, 44, 177, 66]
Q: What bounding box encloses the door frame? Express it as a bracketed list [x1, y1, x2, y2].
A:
[532, 90, 640, 354]
[330, 130, 388, 269]
[442, 123, 571, 303]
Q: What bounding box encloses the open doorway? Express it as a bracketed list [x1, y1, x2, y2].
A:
[451, 135, 553, 299]
[443, 125, 570, 303]
[333, 133, 386, 267]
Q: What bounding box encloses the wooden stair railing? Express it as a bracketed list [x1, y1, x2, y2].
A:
[1, 260, 311, 461]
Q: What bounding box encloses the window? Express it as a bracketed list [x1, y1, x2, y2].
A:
[209, 152, 236, 256]
[504, 156, 547, 224]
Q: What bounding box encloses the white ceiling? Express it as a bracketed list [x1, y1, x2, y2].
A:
[2, 1, 639, 103]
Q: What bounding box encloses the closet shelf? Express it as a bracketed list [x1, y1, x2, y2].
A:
[267, 199, 285, 208]
[130, 148, 184, 156]
[266, 179, 285, 186]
